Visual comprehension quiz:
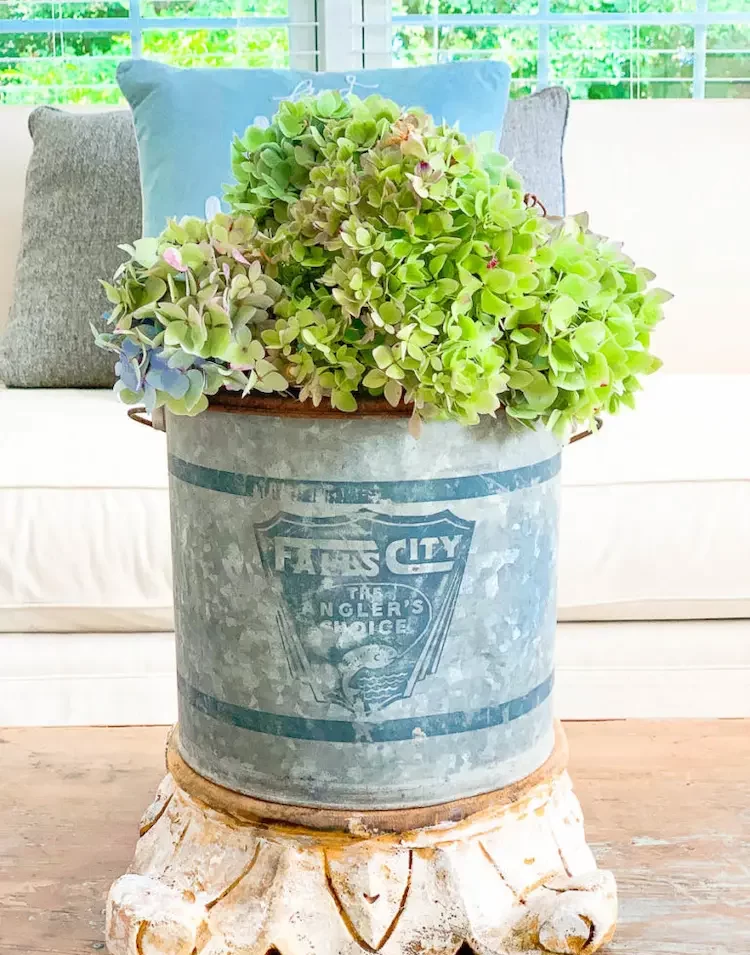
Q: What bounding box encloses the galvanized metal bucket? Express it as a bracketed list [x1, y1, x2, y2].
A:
[164, 396, 562, 810]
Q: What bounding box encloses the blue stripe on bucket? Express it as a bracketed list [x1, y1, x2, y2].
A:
[168, 453, 560, 504]
[178, 672, 553, 743]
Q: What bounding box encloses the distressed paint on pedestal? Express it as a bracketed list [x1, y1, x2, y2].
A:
[105, 757, 618, 955]
[167, 410, 561, 809]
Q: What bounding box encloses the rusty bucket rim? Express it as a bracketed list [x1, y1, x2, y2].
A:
[128, 395, 600, 442]
[207, 391, 412, 418]
[165, 722, 568, 837]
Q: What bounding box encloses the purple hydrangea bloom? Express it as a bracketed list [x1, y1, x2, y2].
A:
[145, 348, 191, 400]
[121, 338, 142, 360]
[114, 339, 146, 394]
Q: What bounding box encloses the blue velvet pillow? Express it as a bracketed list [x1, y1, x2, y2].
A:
[117, 60, 512, 237]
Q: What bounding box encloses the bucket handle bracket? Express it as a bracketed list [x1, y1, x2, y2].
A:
[127, 406, 166, 432]
[126, 403, 601, 443]
[569, 417, 603, 445]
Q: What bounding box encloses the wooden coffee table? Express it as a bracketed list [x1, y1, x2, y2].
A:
[1, 720, 748, 955]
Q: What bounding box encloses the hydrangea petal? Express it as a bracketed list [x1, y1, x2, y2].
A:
[205, 195, 222, 220]
[163, 248, 188, 272]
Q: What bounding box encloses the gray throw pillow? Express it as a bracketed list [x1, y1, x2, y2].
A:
[0, 91, 566, 388]
[499, 87, 569, 217]
[0, 108, 141, 387]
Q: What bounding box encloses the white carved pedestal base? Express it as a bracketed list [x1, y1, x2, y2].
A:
[106, 727, 616, 955]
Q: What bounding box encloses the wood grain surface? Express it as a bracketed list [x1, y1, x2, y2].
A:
[1, 721, 748, 955]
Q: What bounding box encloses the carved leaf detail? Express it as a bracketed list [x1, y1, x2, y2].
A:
[324, 846, 412, 951]
[139, 776, 176, 837]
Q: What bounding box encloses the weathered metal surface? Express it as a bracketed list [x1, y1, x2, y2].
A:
[163, 722, 569, 833]
[105, 762, 618, 955]
[167, 410, 561, 808]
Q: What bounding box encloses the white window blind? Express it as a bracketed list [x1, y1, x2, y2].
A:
[0, 0, 322, 103]
[1, 0, 748, 102]
[389, 0, 750, 98]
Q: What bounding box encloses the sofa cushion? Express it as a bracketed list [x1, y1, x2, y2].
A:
[0, 108, 141, 387]
[0, 389, 171, 632]
[559, 374, 750, 620]
[1, 375, 747, 633]
[117, 59, 512, 236]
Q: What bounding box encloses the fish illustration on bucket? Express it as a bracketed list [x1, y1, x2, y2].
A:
[255, 510, 475, 716]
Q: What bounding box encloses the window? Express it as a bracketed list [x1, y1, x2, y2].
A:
[0, 1, 318, 104]
[391, 0, 750, 98]
[2, 0, 749, 103]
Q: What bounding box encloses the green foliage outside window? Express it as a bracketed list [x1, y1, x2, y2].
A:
[1, 0, 749, 104]
[0, 1, 290, 104]
[393, 0, 750, 99]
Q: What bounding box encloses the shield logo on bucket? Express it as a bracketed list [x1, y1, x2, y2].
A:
[255, 509, 475, 715]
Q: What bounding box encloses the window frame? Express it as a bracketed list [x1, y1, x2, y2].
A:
[388, 3, 750, 99]
[1, 0, 749, 99]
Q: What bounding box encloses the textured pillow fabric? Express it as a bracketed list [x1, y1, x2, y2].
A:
[499, 88, 569, 218]
[0, 108, 141, 387]
[117, 60, 512, 237]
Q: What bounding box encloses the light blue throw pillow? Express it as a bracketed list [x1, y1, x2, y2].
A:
[117, 60, 512, 237]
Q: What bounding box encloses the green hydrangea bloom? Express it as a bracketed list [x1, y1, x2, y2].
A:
[93, 213, 287, 415]
[97, 90, 669, 434]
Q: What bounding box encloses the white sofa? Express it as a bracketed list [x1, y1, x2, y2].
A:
[2, 105, 749, 726]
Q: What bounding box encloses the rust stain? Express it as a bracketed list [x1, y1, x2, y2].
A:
[166, 724, 567, 842]
[135, 921, 148, 955]
[580, 914, 596, 951]
[509, 911, 542, 950]
[541, 914, 596, 954]
[598, 922, 616, 948]
[192, 920, 212, 953]
[548, 820, 573, 879]
[519, 870, 566, 902]
[139, 791, 173, 837]
[557, 845, 573, 878]
[205, 841, 262, 910]
[166, 758, 563, 855]
[544, 932, 586, 953]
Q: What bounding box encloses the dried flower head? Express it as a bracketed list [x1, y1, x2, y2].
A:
[96, 90, 669, 433]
